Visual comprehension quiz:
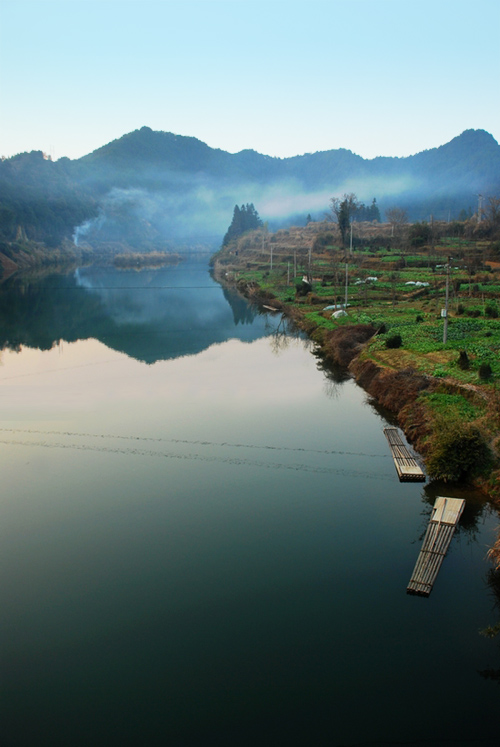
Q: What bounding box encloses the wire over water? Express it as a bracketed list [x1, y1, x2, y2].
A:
[0, 427, 389, 459]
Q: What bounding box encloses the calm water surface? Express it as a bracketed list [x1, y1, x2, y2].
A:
[1, 259, 498, 746]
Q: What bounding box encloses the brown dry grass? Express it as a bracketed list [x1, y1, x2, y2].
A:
[488, 533, 500, 569]
[323, 324, 377, 367]
[368, 348, 456, 376]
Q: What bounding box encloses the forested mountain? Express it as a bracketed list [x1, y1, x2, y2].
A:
[0, 151, 97, 247]
[1, 126, 499, 253]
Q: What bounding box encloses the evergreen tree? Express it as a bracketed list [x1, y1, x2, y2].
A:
[222, 203, 262, 246]
[368, 198, 381, 222]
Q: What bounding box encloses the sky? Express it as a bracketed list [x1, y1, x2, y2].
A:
[1, 0, 499, 162]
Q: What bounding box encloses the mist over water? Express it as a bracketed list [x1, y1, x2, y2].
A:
[1, 258, 498, 747]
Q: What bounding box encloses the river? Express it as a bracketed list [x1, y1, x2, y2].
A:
[1, 257, 498, 746]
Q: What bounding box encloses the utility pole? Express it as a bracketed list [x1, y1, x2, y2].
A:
[349, 222, 353, 255]
[477, 194, 483, 223]
[344, 261, 349, 310]
[443, 256, 450, 344]
[270, 244, 273, 271]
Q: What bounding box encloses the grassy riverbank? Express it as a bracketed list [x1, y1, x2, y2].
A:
[211, 221, 500, 499]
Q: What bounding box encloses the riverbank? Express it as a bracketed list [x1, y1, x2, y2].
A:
[211, 224, 500, 500]
[0, 238, 95, 280]
[0, 241, 184, 280]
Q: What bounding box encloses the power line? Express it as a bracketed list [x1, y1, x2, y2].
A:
[0, 437, 393, 481]
[0, 428, 389, 459]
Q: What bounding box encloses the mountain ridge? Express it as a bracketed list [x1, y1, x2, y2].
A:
[78, 125, 498, 164]
[0, 127, 499, 250]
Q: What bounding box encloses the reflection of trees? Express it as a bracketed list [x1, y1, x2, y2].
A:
[0, 270, 109, 352]
[314, 352, 351, 386]
[479, 541, 500, 684]
[405, 483, 493, 548]
[421, 482, 490, 544]
[222, 287, 256, 326]
[268, 314, 299, 356]
[323, 377, 341, 400]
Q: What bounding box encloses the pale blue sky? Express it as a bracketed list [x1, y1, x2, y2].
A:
[1, 0, 499, 161]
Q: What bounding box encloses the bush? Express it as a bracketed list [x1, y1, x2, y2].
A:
[409, 222, 432, 248]
[313, 232, 336, 250]
[479, 363, 493, 380]
[457, 304, 465, 315]
[324, 324, 376, 367]
[295, 282, 310, 297]
[386, 334, 402, 349]
[426, 420, 493, 481]
[416, 314, 424, 323]
[485, 305, 499, 318]
[458, 350, 470, 370]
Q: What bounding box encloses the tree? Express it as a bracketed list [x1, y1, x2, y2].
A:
[367, 198, 381, 222]
[327, 193, 359, 248]
[408, 221, 431, 248]
[385, 207, 409, 237]
[484, 195, 500, 228]
[222, 203, 263, 246]
[386, 206, 410, 262]
[355, 198, 381, 222]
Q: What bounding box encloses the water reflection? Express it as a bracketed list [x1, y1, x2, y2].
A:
[0, 260, 293, 363]
[479, 561, 500, 684]
[422, 480, 493, 542]
[1, 261, 499, 746]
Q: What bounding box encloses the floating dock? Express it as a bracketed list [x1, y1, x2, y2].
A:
[383, 427, 425, 482]
[407, 496, 465, 596]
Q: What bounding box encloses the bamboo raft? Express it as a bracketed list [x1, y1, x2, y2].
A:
[383, 427, 425, 482]
[407, 496, 465, 596]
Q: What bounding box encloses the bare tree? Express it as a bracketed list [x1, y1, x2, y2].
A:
[386, 206, 409, 263]
[385, 207, 409, 236]
[485, 195, 500, 228]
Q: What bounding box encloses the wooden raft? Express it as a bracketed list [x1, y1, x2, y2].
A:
[407, 496, 465, 596]
[383, 427, 425, 482]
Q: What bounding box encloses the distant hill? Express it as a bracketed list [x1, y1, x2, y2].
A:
[1, 127, 499, 252]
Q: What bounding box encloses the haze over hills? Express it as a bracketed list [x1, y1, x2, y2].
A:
[1, 127, 499, 252]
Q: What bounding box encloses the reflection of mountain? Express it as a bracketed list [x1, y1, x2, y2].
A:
[0, 261, 280, 363]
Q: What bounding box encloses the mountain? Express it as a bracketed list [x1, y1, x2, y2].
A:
[1, 127, 499, 252]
